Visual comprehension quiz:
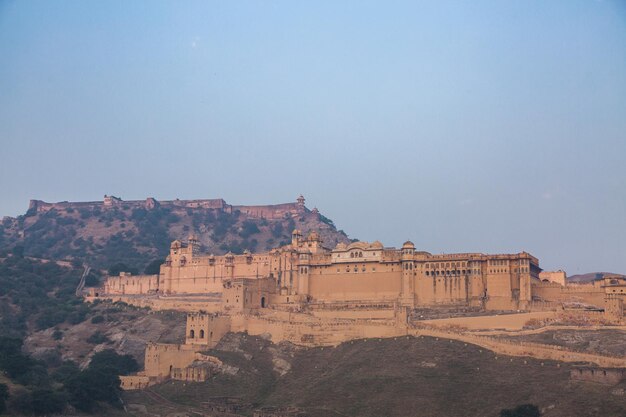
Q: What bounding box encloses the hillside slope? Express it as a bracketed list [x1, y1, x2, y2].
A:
[127, 333, 626, 417]
[0, 195, 350, 270]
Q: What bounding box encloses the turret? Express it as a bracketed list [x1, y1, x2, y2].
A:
[297, 250, 311, 297]
[291, 229, 303, 247]
[400, 241, 416, 307]
[188, 233, 199, 257]
[296, 195, 305, 211]
[225, 252, 235, 279]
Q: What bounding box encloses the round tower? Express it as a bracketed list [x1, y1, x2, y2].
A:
[291, 229, 303, 247]
[297, 249, 311, 298]
[225, 252, 235, 279]
[400, 241, 416, 307]
[188, 233, 199, 256]
[296, 195, 305, 211]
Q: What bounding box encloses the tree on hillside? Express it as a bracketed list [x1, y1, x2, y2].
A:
[11, 245, 24, 258]
[144, 258, 163, 275]
[107, 263, 138, 276]
[89, 349, 139, 376]
[0, 383, 8, 414]
[31, 389, 67, 415]
[500, 404, 541, 417]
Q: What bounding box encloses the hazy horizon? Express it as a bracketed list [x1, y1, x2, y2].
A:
[1, 1, 625, 275]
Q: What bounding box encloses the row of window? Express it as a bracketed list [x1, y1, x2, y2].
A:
[426, 270, 472, 276]
[425, 261, 468, 269]
[188, 329, 213, 339]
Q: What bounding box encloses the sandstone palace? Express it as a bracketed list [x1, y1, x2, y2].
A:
[89, 196, 625, 390]
[103, 229, 541, 311]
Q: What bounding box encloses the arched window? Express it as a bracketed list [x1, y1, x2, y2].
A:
[200, 329, 205, 339]
[261, 296, 266, 308]
[189, 329, 195, 338]
[350, 252, 354, 258]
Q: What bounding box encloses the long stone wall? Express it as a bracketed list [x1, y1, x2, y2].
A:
[532, 282, 605, 307]
[85, 294, 223, 312]
[409, 327, 626, 368]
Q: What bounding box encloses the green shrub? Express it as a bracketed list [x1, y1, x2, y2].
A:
[500, 404, 541, 417]
[0, 383, 8, 414]
[86, 331, 109, 344]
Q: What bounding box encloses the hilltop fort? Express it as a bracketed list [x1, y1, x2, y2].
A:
[28, 194, 312, 220]
[2, 195, 349, 268]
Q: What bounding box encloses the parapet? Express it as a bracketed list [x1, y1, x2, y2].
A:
[570, 367, 625, 385]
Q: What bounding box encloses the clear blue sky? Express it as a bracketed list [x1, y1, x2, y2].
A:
[1, 1, 625, 274]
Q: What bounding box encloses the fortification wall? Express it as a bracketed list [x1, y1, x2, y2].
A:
[230, 312, 405, 346]
[311, 309, 396, 320]
[143, 343, 200, 378]
[308, 272, 402, 302]
[170, 366, 211, 382]
[570, 368, 625, 385]
[104, 274, 159, 295]
[419, 311, 557, 331]
[27, 197, 304, 220]
[85, 295, 223, 312]
[485, 297, 519, 311]
[186, 314, 232, 346]
[539, 271, 566, 286]
[415, 276, 471, 305]
[410, 327, 626, 368]
[119, 375, 152, 390]
[233, 202, 301, 219]
[532, 283, 604, 307]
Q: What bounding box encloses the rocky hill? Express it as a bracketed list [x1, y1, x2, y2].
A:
[123, 333, 626, 417]
[0, 195, 350, 271]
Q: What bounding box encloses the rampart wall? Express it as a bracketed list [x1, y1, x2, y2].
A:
[28, 197, 304, 220]
[85, 294, 223, 312]
[532, 282, 605, 307]
[570, 367, 625, 385]
[419, 311, 557, 331]
[409, 327, 626, 368]
[104, 273, 159, 295]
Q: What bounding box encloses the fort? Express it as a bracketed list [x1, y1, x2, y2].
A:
[89, 230, 626, 389]
[28, 194, 309, 220]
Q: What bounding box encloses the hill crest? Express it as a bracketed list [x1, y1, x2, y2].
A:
[0, 195, 350, 271]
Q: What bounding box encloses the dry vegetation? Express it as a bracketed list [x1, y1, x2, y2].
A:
[123, 333, 626, 417]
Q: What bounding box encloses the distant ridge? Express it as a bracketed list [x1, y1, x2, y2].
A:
[567, 272, 624, 284]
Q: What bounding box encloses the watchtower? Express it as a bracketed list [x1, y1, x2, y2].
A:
[400, 241, 416, 308]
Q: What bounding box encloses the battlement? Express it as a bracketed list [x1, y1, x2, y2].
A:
[27, 195, 308, 219]
[570, 367, 625, 385]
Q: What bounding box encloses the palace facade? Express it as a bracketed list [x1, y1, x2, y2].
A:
[103, 230, 541, 311]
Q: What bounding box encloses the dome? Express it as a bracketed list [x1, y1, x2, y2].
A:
[402, 240, 415, 248]
[371, 241, 384, 249]
[335, 243, 347, 251]
[170, 240, 181, 249]
[347, 241, 368, 250]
